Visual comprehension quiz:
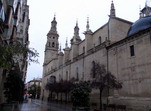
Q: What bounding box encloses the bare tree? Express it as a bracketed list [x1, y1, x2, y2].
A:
[90, 61, 122, 111]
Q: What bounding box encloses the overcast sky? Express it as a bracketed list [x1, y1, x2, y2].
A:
[26, 0, 148, 82]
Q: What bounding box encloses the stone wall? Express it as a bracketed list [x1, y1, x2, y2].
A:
[108, 32, 151, 98]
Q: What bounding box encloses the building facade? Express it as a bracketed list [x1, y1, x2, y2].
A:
[0, 0, 29, 104]
[42, 1, 151, 110]
[26, 78, 42, 99]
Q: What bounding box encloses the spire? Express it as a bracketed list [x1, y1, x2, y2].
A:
[84, 17, 92, 34]
[86, 17, 90, 31]
[59, 43, 62, 52]
[76, 19, 78, 26]
[71, 20, 81, 44]
[74, 20, 79, 36]
[65, 37, 68, 48]
[50, 15, 57, 32]
[54, 13, 56, 20]
[59, 43, 64, 55]
[110, 0, 116, 17]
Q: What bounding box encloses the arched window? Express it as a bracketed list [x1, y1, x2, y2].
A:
[52, 42, 55, 47]
[99, 36, 102, 44]
[83, 47, 85, 53]
[49, 76, 56, 83]
[92, 61, 96, 78]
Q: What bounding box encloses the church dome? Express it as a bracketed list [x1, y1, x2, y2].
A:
[127, 16, 151, 36]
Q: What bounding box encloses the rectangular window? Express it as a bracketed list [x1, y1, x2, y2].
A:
[130, 45, 135, 56]
[22, 12, 25, 22]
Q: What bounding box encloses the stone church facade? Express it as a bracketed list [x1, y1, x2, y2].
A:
[41, 1, 151, 110]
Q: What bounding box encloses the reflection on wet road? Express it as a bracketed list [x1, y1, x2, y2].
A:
[19, 99, 72, 111]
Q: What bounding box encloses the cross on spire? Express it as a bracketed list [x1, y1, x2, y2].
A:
[86, 17, 90, 31]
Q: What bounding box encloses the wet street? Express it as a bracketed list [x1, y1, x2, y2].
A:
[18, 99, 72, 111]
[18, 101, 45, 111]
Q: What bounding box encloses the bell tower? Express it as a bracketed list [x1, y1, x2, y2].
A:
[44, 16, 59, 64]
